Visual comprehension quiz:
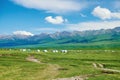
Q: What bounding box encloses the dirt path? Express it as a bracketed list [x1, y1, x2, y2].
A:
[0, 54, 2, 56]
[53, 73, 103, 80]
[26, 56, 60, 80]
[53, 76, 86, 80]
[41, 64, 60, 80]
[26, 56, 91, 80]
[92, 63, 120, 74]
[26, 56, 42, 64]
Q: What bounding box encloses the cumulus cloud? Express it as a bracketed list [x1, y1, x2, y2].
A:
[67, 21, 120, 31]
[13, 31, 34, 36]
[11, 0, 86, 14]
[92, 6, 120, 20]
[45, 16, 67, 24]
[92, 6, 111, 20]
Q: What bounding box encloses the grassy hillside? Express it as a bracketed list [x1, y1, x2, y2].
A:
[0, 49, 120, 80]
[8, 40, 120, 50]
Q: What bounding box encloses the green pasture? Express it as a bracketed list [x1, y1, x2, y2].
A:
[0, 49, 120, 80]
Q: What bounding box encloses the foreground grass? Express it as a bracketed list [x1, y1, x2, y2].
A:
[0, 50, 120, 80]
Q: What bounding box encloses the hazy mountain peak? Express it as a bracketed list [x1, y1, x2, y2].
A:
[0, 27, 120, 47]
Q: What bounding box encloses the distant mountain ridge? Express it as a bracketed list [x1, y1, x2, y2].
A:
[0, 27, 120, 48]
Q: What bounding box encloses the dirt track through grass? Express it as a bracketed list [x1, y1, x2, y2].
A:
[26, 56, 42, 64]
[26, 56, 86, 80]
[92, 63, 120, 74]
[26, 56, 60, 80]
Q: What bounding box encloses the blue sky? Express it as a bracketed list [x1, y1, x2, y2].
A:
[0, 0, 120, 35]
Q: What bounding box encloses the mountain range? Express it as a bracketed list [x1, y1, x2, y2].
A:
[0, 27, 120, 49]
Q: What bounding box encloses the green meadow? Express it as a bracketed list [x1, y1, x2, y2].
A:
[0, 49, 120, 80]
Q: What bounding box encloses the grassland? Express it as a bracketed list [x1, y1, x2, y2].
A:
[7, 40, 120, 50]
[0, 49, 120, 80]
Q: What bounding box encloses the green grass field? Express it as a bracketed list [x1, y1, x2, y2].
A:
[0, 49, 120, 80]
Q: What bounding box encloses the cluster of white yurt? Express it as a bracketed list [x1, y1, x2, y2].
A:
[19, 49, 68, 53]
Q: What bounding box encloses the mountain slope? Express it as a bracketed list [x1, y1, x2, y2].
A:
[0, 27, 120, 49]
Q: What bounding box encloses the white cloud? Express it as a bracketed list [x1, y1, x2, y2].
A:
[80, 13, 86, 17]
[13, 31, 34, 36]
[11, 0, 86, 14]
[111, 13, 120, 19]
[92, 6, 111, 20]
[92, 6, 120, 20]
[45, 16, 67, 24]
[35, 28, 61, 33]
[67, 21, 120, 31]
